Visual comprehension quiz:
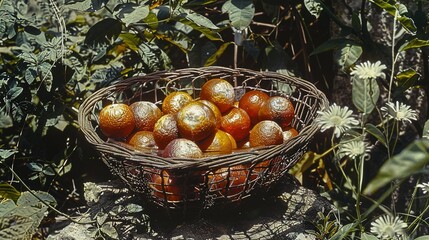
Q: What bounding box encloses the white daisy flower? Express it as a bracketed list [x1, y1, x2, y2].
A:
[417, 182, 429, 194]
[350, 60, 387, 80]
[370, 215, 408, 240]
[337, 140, 370, 160]
[316, 104, 360, 138]
[380, 101, 418, 123]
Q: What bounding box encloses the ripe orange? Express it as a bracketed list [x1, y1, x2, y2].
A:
[198, 129, 233, 154]
[283, 126, 299, 142]
[130, 101, 162, 131]
[220, 107, 251, 142]
[225, 132, 237, 150]
[249, 120, 284, 147]
[207, 165, 249, 198]
[162, 91, 193, 114]
[238, 90, 270, 125]
[150, 170, 183, 202]
[200, 78, 235, 113]
[162, 138, 203, 158]
[176, 101, 217, 141]
[127, 130, 157, 149]
[99, 103, 136, 139]
[197, 99, 222, 129]
[258, 96, 295, 129]
[153, 114, 179, 149]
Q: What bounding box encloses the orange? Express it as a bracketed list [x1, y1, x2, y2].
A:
[200, 78, 235, 113]
[176, 101, 217, 141]
[207, 165, 249, 198]
[198, 129, 233, 154]
[162, 138, 203, 158]
[162, 91, 193, 114]
[99, 103, 136, 139]
[130, 101, 162, 131]
[249, 120, 284, 147]
[150, 170, 183, 202]
[283, 126, 299, 142]
[127, 130, 157, 149]
[197, 99, 222, 129]
[220, 107, 251, 142]
[153, 114, 179, 149]
[258, 96, 295, 129]
[225, 132, 237, 149]
[239, 90, 270, 125]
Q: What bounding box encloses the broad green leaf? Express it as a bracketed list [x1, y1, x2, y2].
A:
[0, 113, 13, 128]
[361, 233, 378, 240]
[17, 191, 57, 207]
[423, 120, 429, 139]
[398, 39, 429, 52]
[352, 77, 380, 114]
[175, 18, 222, 41]
[126, 203, 143, 213]
[178, 9, 219, 30]
[394, 69, 420, 96]
[0, 149, 16, 159]
[330, 223, 355, 240]
[310, 38, 355, 56]
[304, 0, 322, 19]
[113, 3, 149, 27]
[365, 123, 387, 147]
[0, 183, 21, 202]
[336, 43, 362, 70]
[119, 33, 141, 52]
[364, 139, 429, 195]
[100, 223, 119, 239]
[204, 42, 233, 66]
[184, 0, 218, 7]
[7, 87, 23, 101]
[64, 0, 108, 12]
[84, 18, 122, 46]
[415, 236, 429, 240]
[369, 0, 417, 34]
[222, 0, 255, 30]
[143, 11, 159, 30]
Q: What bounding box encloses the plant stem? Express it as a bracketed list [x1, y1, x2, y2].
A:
[388, 10, 399, 102]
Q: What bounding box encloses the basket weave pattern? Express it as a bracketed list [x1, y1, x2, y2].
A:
[78, 67, 329, 209]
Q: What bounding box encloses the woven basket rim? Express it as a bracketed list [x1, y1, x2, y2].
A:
[78, 66, 329, 170]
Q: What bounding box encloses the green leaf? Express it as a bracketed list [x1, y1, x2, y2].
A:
[369, 0, 417, 34]
[311, 38, 355, 56]
[394, 68, 420, 95]
[126, 203, 143, 213]
[173, 8, 221, 40]
[365, 123, 387, 147]
[7, 87, 23, 101]
[204, 42, 233, 66]
[423, 120, 429, 139]
[17, 191, 57, 207]
[304, 0, 322, 19]
[26, 162, 43, 172]
[361, 233, 378, 240]
[398, 38, 429, 52]
[352, 77, 380, 114]
[100, 223, 118, 239]
[0, 113, 13, 128]
[64, 0, 108, 12]
[364, 139, 429, 195]
[415, 236, 429, 240]
[113, 3, 149, 27]
[84, 18, 122, 46]
[222, 0, 255, 30]
[336, 43, 362, 70]
[330, 223, 355, 240]
[0, 149, 16, 159]
[0, 182, 21, 202]
[119, 33, 141, 52]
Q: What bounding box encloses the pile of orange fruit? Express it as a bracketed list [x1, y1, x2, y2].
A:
[98, 78, 299, 201]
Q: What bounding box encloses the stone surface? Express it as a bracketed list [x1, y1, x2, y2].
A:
[48, 174, 334, 239]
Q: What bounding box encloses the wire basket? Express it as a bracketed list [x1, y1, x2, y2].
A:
[78, 66, 329, 210]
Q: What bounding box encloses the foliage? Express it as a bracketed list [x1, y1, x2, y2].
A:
[1, 0, 429, 239]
